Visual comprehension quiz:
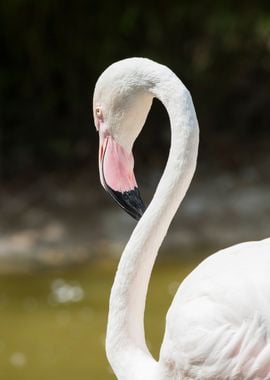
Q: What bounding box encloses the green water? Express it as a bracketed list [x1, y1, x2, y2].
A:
[0, 259, 197, 380]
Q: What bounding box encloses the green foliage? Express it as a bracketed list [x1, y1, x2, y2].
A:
[0, 1, 270, 177]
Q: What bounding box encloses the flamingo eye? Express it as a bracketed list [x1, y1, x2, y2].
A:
[96, 107, 103, 119]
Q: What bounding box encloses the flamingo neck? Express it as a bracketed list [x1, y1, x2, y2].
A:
[106, 69, 199, 380]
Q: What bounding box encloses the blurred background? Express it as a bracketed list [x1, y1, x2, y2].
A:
[0, 1, 270, 378]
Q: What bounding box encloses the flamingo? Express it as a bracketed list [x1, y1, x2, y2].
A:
[93, 57, 270, 380]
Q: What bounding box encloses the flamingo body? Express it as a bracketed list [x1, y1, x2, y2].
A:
[93, 58, 270, 379]
[161, 240, 270, 379]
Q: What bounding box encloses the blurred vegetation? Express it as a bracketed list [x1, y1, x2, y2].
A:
[0, 1, 270, 179]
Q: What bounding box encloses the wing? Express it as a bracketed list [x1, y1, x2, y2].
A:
[159, 239, 270, 379]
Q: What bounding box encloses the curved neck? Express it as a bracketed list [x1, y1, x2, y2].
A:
[106, 69, 199, 380]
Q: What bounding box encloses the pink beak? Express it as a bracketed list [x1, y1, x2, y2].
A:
[99, 134, 145, 220]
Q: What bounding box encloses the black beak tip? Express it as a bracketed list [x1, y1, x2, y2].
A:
[106, 186, 146, 221]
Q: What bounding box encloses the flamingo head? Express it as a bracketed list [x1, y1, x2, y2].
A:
[93, 59, 153, 220]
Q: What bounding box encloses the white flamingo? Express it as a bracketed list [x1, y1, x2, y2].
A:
[93, 57, 270, 380]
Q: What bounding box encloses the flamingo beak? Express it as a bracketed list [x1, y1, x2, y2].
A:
[99, 134, 145, 220]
